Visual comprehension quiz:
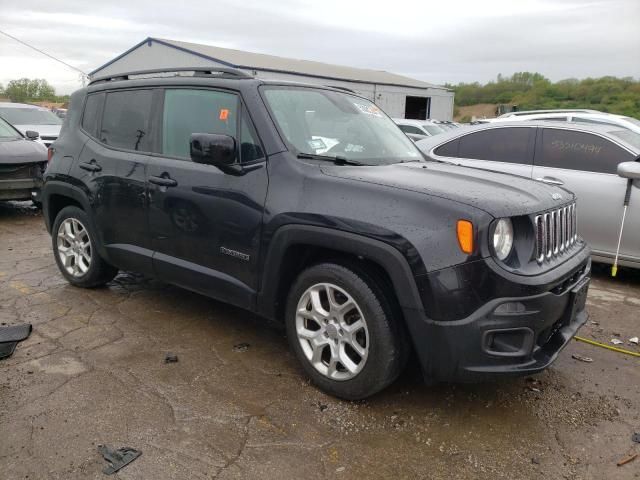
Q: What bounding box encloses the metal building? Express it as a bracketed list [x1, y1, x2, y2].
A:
[90, 38, 455, 120]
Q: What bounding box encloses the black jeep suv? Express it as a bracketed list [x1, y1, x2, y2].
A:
[42, 68, 591, 399]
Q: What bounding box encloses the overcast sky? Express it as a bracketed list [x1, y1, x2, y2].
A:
[1, 0, 638, 94]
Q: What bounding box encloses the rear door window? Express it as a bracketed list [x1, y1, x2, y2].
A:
[100, 90, 154, 152]
[457, 127, 533, 164]
[537, 128, 634, 174]
[162, 89, 238, 159]
[81, 93, 104, 138]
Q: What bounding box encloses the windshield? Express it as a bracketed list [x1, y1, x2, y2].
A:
[0, 117, 21, 139]
[0, 107, 62, 126]
[422, 124, 445, 135]
[262, 87, 422, 165]
[610, 129, 640, 151]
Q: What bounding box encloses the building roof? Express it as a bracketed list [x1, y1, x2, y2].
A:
[91, 37, 447, 91]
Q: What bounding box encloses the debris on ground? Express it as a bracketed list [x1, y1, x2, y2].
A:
[97, 445, 142, 475]
[629, 337, 639, 345]
[233, 343, 250, 352]
[572, 354, 593, 363]
[632, 433, 640, 444]
[0, 324, 32, 360]
[616, 452, 638, 467]
[531, 457, 540, 465]
[164, 352, 178, 363]
[611, 339, 624, 345]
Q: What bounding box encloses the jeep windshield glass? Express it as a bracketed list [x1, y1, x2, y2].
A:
[262, 86, 423, 165]
[0, 108, 62, 126]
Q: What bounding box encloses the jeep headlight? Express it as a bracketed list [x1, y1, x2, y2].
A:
[492, 218, 514, 261]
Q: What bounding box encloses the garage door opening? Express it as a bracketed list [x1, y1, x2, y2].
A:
[404, 96, 431, 120]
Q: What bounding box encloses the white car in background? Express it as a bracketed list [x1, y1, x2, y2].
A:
[490, 109, 640, 137]
[0, 103, 63, 147]
[393, 118, 447, 138]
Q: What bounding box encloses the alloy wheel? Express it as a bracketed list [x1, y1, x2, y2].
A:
[56, 218, 92, 277]
[295, 282, 369, 381]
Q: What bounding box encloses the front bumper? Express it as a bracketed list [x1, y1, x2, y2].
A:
[405, 245, 591, 382]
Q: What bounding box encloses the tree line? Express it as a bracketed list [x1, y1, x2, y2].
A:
[2, 74, 639, 119]
[446, 72, 640, 119]
[0, 78, 70, 104]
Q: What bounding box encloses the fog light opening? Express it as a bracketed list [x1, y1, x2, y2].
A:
[483, 328, 534, 357]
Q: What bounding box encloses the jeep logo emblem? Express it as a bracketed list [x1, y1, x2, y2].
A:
[551, 193, 562, 201]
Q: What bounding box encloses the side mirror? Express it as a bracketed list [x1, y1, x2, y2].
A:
[617, 161, 640, 180]
[25, 130, 39, 140]
[190, 133, 236, 169]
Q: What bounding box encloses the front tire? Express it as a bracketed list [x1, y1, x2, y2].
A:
[285, 262, 408, 400]
[52, 206, 118, 287]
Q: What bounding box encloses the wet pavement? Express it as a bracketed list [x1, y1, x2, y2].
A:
[1, 201, 639, 479]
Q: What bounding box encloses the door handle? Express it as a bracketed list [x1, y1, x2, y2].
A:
[535, 176, 564, 186]
[149, 175, 178, 187]
[79, 160, 102, 172]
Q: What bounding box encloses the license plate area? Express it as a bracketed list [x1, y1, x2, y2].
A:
[538, 276, 590, 347]
[569, 276, 590, 318]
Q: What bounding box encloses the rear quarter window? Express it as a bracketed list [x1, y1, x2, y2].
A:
[537, 128, 635, 174]
[81, 93, 104, 138]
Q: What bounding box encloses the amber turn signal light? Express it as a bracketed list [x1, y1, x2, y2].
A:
[456, 220, 474, 254]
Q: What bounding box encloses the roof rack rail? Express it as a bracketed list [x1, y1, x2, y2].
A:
[89, 67, 253, 85]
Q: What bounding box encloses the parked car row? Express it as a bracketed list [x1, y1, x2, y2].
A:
[393, 118, 461, 142]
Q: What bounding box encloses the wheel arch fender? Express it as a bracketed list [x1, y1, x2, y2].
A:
[42, 181, 109, 260]
[257, 225, 424, 320]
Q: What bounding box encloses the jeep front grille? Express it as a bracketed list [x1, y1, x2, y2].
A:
[534, 203, 577, 264]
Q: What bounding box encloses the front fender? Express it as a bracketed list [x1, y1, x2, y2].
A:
[256, 224, 425, 320]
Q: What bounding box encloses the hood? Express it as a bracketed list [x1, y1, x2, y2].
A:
[320, 161, 573, 218]
[0, 138, 48, 165]
[13, 124, 61, 138]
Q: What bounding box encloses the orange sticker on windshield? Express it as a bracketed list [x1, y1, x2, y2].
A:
[219, 109, 229, 120]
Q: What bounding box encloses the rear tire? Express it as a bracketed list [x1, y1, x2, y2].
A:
[285, 262, 408, 400]
[52, 206, 118, 287]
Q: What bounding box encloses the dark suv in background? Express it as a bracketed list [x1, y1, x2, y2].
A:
[42, 68, 591, 399]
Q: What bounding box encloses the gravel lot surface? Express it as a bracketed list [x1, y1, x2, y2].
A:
[1, 202, 639, 479]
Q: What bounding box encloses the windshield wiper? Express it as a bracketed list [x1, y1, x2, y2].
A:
[296, 152, 368, 166]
